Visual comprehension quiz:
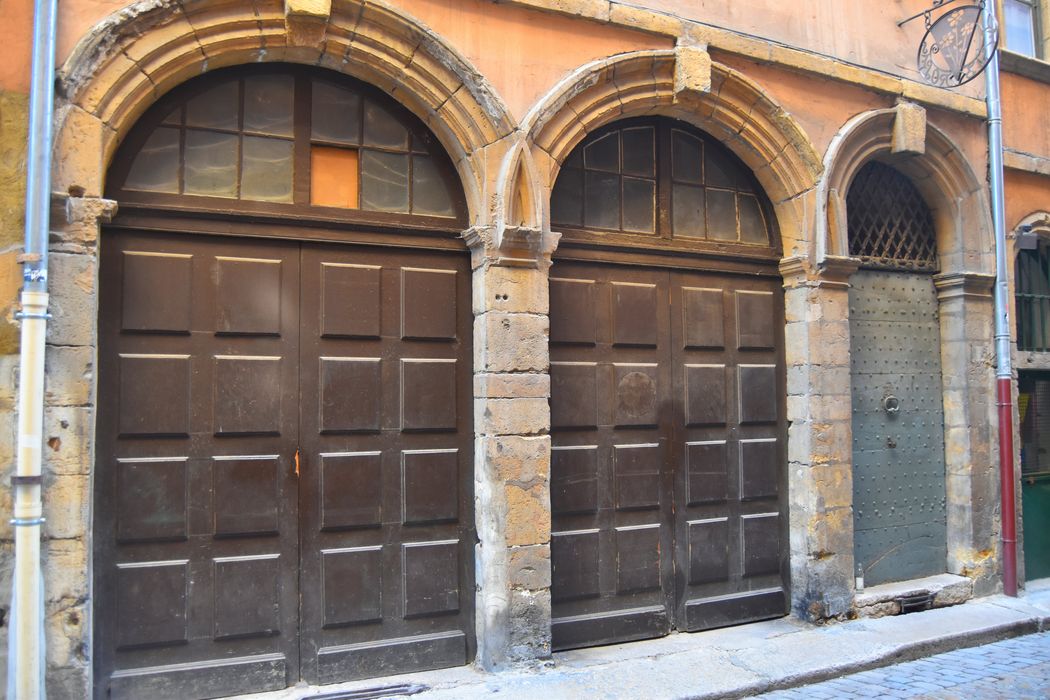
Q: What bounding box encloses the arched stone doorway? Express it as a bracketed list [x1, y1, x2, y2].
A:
[93, 65, 476, 699]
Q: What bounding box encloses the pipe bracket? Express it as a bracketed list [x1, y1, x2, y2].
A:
[10, 475, 43, 486]
[9, 517, 46, 527]
[14, 310, 52, 320]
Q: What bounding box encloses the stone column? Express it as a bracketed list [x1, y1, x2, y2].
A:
[934, 271, 998, 595]
[781, 255, 859, 621]
[36, 195, 116, 698]
[464, 226, 557, 669]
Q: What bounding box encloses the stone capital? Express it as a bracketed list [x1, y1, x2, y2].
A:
[463, 225, 560, 270]
[816, 255, 861, 289]
[933, 271, 995, 301]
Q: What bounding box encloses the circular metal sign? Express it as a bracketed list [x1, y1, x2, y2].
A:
[917, 5, 998, 87]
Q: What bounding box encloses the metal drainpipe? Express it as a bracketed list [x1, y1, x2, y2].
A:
[984, 2, 1017, 597]
[9, 0, 59, 697]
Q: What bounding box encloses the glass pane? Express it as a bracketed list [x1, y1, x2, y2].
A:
[672, 130, 702, 183]
[311, 146, 359, 208]
[564, 147, 583, 169]
[1005, 0, 1038, 56]
[551, 168, 583, 226]
[185, 81, 239, 131]
[241, 136, 293, 202]
[360, 150, 409, 212]
[707, 189, 739, 241]
[622, 127, 655, 177]
[411, 155, 456, 217]
[363, 100, 409, 150]
[243, 75, 294, 136]
[124, 127, 180, 193]
[584, 171, 620, 230]
[312, 80, 362, 144]
[705, 145, 746, 189]
[584, 132, 619, 172]
[738, 194, 768, 244]
[184, 130, 238, 198]
[622, 177, 655, 233]
[672, 183, 705, 238]
[160, 107, 181, 126]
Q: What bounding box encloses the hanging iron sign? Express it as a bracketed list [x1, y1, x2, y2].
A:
[898, 0, 998, 88]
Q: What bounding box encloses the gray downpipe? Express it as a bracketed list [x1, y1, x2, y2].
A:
[983, 3, 1018, 596]
[9, 0, 59, 698]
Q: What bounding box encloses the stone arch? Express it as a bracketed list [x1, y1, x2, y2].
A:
[818, 107, 994, 275]
[521, 49, 823, 258]
[54, 0, 517, 225]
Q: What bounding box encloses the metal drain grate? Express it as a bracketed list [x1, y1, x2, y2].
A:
[304, 683, 428, 700]
[897, 592, 934, 614]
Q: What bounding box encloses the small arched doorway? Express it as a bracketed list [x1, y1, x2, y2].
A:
[547, 118, 788, 650]
[94, 65, 475, 698]
[847, 160, 947, 587]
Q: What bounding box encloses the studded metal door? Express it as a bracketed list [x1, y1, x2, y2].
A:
[95, 231, 474, 699]
[549, 260, 787, 651]
[850, 270, 947, 586]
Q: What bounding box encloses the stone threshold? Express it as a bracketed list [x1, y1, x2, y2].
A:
[854, 573, 973, 618]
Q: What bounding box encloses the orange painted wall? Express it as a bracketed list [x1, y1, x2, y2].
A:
[1002, 72, 1050, 161]
[0, 0, 33, 93]
[1006, 169, 1050, 230]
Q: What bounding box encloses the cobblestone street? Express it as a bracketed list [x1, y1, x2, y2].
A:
[753, 631, 1050, 699]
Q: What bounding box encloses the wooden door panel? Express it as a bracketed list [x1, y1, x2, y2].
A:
[549, 260, 787, 650]
[549, 262, 673, 651]
[96, 231, 301, 700]
[298, 244, 474, 684]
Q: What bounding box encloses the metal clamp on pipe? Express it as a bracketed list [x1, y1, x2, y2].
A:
[9, 517, 46, 527]
[13, 310, 52, 321]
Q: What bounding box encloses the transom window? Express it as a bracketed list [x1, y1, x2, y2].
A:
[109, 66, 463, 220]
[550, 118, 773, 247]
[846, 161, 938, 272]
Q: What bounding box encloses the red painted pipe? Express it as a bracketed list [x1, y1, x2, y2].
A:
[998, 377, 1017, 597]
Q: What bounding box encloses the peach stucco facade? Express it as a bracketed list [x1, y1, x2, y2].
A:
[0, 1, 1047, 698]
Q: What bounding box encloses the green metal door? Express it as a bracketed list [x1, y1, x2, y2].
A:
[1020, 372, 1050, 580]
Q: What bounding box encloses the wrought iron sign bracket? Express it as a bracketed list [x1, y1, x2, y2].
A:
[898, 0, 998, 88]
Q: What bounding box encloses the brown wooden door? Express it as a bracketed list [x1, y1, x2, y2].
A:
[95, 231, 473, 699]
[549, 260, 786, 651]
[297, 244, 475, 684]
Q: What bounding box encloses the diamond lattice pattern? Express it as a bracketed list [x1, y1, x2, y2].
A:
[846, 161, 938, 271]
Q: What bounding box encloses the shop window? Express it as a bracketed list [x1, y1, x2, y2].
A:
[1018, 242, 1050, 351]
[1004, 0, 1042, 58]
[113, 67, 463, 221]
[551, 118, 773, 248]
[846, 161, 938, 271]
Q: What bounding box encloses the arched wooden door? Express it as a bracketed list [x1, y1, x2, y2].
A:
[93, 66, 475, 699]
[548, 119, 789, 650]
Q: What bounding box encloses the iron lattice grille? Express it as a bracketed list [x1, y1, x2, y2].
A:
[1017, 245, 1050, 352]
[846, 161, 939, 271]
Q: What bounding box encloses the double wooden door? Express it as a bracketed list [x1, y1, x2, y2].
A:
[95, 231, 474, 699]
[549, 260, 787, 650]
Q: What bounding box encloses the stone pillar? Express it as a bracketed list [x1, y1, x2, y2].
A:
[38, 195, 116, 698]
[934, 272, 998, 595]
[464, 226, 557, 669]
[781, 255, 859, 621]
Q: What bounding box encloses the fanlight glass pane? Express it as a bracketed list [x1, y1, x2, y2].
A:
[184, 130, 238, 198]
[672, 130, 702, 184]
[622, 177, 655, 233]
[706, 189, 738, 241]
[312, 79, 362, 144]
[363, 100, 409, 150]
[705, 146, 744, 189]
[738, 194, 767, 244]
[243, 75, 294, 137]
[361, 150, 409, 212]
[124, 127, 180, 193]
[584, 171, 620, 230]
[241, 136, 294, 202]
[551, 168, 583, 226]
[622, 127, 655, 177]
[584, 132, 620, 172]
[311, 146, 359, 208]
[185, 82, 239, 130]
[672, 183, 704, 238]
[412, 155, 456, 217]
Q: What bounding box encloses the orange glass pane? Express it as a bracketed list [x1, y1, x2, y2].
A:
[311, 146, 359, 208]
